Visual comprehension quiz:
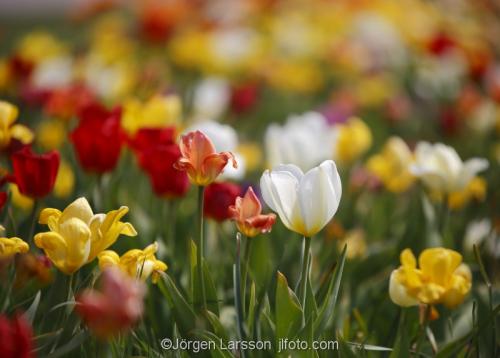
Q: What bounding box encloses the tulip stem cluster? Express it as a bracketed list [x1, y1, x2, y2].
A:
[240, 235, 251, 315]
[298, 236, 312, 310]
[196, 185, 207, 311]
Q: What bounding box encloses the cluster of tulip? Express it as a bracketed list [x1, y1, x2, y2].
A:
[0, 0, 499, 357]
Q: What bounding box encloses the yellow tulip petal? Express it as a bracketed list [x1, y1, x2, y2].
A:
[39, 208, 62, 225]
[10, 124, 34, 145]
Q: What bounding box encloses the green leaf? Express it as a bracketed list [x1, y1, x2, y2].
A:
[158, 273, 196, 335]
[49, 331, 88, 358]
[313, 245, 347, 337]
[389, 309, 410, 358]
[275, 271, 303, 342]
[23, 291, 41, 325]
[247, 282, 256, 338]
[192, 330, 234, 358]
[205, 310, 229, 343]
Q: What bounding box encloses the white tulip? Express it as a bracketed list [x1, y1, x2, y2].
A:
[192, 77, 230, 121]
[265, 112, 335, 171]
[388, 270, 419, 307]
[410, 142, 488, 192]
[31, 57, 73, 90]
[260, 160, 341, 237]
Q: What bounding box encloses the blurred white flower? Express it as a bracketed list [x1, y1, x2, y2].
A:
[192, 77, 230, 121]
[464, 219, 500, 257]
[31, 56, 73, 89]
[410, 142, 488, 192]
[184, 120, 245, 180]
[260, 160, 342, 237]
[265, 112, 335, 171]
[468, 100, 498, 133]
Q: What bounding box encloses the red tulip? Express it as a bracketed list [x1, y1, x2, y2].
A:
[128, 127, 176, 154]
[10, 147, 60, 198]
[0, 314, 34, 358]
[70, 103, 124, 173]
[76, 267, 145, 339]
[43, 85, 95, 120]
[138, 143, 190, 198]
[230, 82, 259, 114]
[204, 182, 242, 222]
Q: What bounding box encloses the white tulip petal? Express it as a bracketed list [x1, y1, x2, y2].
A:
[389, 270, 419, 307]
[298, 160, 341, 236]
[260, 170, 302, 231]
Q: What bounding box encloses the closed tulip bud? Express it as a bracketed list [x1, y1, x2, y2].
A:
[410, 142, 488, 193]
[10, 147, 60, 199]
[0, 101, 34, 151]
[76, 267, 145, 339]
[70, 103, 124, 174]
[229, 186, 276, 237]
[174, 131, 237, 186]
[260, 160, 342, 237]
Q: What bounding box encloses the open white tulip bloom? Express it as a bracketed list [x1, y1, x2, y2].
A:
[260, 160, 342, 237]
[410, 142, 488, 192]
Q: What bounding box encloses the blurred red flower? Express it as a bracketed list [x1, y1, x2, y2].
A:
[71, 103, 124, 173]
[10, 147, 60, 198]
[76, 267, 145, 339]
[230, 82, 260, 114]
[204, 182, 242, 222]
[128, 127, 176, 154]
[0, 314, 34, 358]
[138, 144, 190, 198]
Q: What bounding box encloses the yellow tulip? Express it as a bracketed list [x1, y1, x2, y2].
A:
[389, 248, 472, 309]
[54, 160, 75, 199]
[366, 137, 415, 193]
[0, 237, 29, 259]
[9, 183, 33, 211]
[0, 101, 34, 149]
[98, 242, 167, 283]
[16, 31, 67, 63]
[121, 95, 181, 135]
[37, 119, 66, 150]
[335, 117, 372, 164]
[34, 197, 137, 274]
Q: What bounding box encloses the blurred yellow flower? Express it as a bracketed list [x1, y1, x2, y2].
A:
[9, 183, 33, 211]
[0, 237, 29, 259]
[98, 242, 167, 283]
[37, 119, 66, 150]
[237, 142, 263, 172]
[54, 160, 75, 199]
[122, 95, 181, 135]
[336, 117, 372, 164]
[266, 60, 323, 93]
[366, 137, 415, 193]
[35, 198, 137, 274]
[337, 229, 367, 259]
[354, 75, 397, 108]
[447, 177, 487, 210]
[389, 248, 472, 308]
[169, 31, 211, 71]
[0, 101, 34, 149]
[16, 31, 67, 63]
[0, 59, 11, 90]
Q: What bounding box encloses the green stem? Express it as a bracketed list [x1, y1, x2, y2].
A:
[28, 200, 39, 244]
[298, 236, 311, 310]
[241, 235, 251, 316]
[234, 233, 247, 356]
[196, 186, 207, 311]
[414, 305, 431, 357]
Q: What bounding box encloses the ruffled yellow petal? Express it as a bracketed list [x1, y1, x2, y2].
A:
[0, 237, 29, 259]
[10, 124, 34, 145]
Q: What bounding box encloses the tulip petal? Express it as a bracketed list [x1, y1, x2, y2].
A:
[60, 197, 94, 225]
[298, 160, 342, 236]
[260, 169, 302, 233]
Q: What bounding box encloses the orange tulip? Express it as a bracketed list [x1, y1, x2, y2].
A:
[229, 186, 276, 237]
[174, 130, 237, 186]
